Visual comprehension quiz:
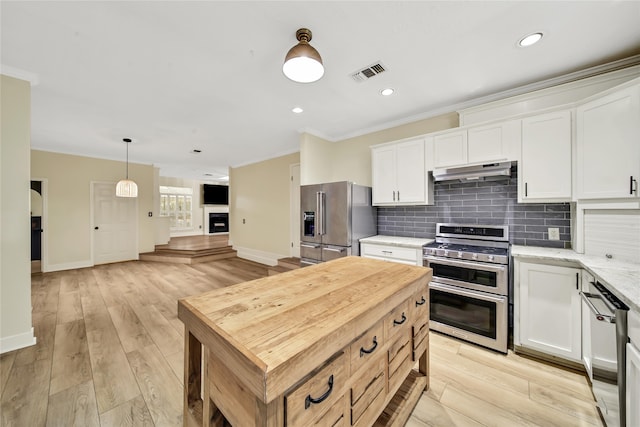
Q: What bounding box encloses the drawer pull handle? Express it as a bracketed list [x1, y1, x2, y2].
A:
[359, 336, 378, 357]
[393, 313, 407, 326]
[415, 296, 426, 306]
[304, 374, 334, 409]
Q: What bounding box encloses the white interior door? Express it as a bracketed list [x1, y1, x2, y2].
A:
[290, 163, 300, 258]
[93, 182, 138, 265]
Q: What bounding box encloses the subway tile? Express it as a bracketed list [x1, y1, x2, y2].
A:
[376, 166, 571, 247]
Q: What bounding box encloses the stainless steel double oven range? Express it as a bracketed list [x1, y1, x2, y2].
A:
[423, 224, 510, 353]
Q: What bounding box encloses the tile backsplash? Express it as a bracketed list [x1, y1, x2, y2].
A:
[377, 166, 571, 248]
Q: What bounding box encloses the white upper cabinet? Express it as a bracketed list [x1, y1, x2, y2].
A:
[519, 110, 572, 202]
[468, 119, 520, 164]
[433, 120, 520, 169]
[371, 137, 432, 206]
[433, 130, 467, 168]
[576, 84, 640, 200]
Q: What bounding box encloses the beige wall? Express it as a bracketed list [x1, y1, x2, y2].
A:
[1, 75, 35, 353]
[31, 150, 155, 271]
[302, 112, 459, 185]
[230, 152, 300, 264]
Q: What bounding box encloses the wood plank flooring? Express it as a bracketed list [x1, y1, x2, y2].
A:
[2, 257, 603, 427]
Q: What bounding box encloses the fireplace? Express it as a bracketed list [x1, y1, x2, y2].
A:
[209, 213, 229, 234]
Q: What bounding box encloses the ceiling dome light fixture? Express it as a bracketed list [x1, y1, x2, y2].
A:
[283, 28, 324, 83]
[292, 106, 304, 114]
[115, 138, 138, 198]
[381, 88, 395, 96]
[518, 32, 543, 47]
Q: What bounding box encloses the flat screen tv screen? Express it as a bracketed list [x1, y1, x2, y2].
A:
[203, 184, 228, 205]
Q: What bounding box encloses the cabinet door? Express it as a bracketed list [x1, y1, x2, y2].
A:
[395, 139, 425, 204]
[371, 145, 396, 204]
[467, 120, 519, 164]
[576, 85, 640, 199]
[433, 130, 467, 168]
[628, 342, 640, 427]
[518, 262, 581, 362]
[520, 110, 572, 202]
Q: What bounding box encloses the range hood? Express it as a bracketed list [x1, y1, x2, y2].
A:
[433, 161, 512, 182]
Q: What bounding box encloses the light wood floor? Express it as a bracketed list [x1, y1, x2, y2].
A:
[1, 258, 603, 427]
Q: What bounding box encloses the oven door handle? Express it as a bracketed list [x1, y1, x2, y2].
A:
[580, 291, 615, 323]
[424, 256, 507, 273]
[429, 282, 506, 303]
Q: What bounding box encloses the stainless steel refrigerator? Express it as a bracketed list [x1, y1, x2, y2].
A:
[300, 181, 377, 266]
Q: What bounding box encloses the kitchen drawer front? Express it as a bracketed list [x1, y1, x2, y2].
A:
[313, 394, 346, 427]
[350, 356, 385, 425]
[361, 243, 419, 264]
[385, 299, 410, 342]
[349, 321, 384, 375]
[410, 288, 429, 325]
[300, 243, 322, 261]
[323, 245, 350, 262]
[388, 332, 413, 394]
[285, 352, 346, 427]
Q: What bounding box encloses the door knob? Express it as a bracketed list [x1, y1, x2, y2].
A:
[94, 226, 99, 230]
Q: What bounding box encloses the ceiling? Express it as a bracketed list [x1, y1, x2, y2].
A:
[2, 1, 640, 182]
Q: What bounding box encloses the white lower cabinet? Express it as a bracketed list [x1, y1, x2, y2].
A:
[360, 243, 422, 266]
[515, 260, 582, 362]
[627, 310, 640, 427]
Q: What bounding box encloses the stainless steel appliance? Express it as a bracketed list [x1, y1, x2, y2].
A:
[300, 181, 377, 266]
[423, 223, 510, 353]
[581, 280, 629, 427]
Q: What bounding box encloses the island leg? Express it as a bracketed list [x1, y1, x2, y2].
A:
[184, 329, 203, 427]
[419, 334, 429, 391]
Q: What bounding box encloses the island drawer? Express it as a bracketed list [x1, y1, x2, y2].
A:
[385, 299, 410, 341]
[388, 331, 413, 393]
[285, 352, 346, 427]
[350, 356, 385, 425]
[410, 288, 429, 322]
[313, 394, 346, 427]
[349, 321, 384, 375]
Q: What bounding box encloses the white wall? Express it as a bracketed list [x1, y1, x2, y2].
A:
[1, 75, 36, 353]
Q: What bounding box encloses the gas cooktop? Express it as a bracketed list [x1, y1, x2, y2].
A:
[423, 223, 510, 264]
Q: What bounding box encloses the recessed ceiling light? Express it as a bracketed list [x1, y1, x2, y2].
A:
[518, 32, 543, 47]
[381, 88, 394, 96]
[292, 107, 304, 114]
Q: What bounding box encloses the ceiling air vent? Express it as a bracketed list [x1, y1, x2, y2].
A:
[351, 62, 386, 82]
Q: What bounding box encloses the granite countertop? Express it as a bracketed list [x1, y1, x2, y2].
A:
[359, 235, 434, 249]
[511, 245, 640, 313]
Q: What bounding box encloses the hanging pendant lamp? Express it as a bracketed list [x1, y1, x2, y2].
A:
[116, 138, 138, 198]
[283, 28, 324, 83]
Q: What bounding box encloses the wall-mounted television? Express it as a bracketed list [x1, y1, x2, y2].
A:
[203, 184, 229, 205]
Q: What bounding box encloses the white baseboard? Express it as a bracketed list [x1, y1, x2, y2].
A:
[233, 246, 284, 267]
[45, 259, 93, 273]
[0, 327, 36, 354]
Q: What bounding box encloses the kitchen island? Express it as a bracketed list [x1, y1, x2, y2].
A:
[178, 256, 431, 427]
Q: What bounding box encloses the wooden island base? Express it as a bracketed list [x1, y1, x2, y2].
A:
[178, 257, 432, 427]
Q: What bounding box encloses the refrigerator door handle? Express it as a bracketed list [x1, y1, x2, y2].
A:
[315, 191, 322, 236]
[317, 191, 326, 236]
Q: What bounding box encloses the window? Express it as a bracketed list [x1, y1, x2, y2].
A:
[160, 186, 193, 230]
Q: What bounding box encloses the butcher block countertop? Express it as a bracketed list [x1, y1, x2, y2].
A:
[177, 256, 431, 407]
